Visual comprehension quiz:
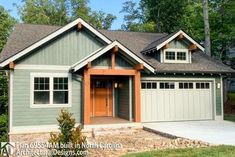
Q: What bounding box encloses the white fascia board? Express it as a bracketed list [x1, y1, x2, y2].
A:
[156, 30, 204, 52]
[72, 41, 155, 73]
[72, 43, 115, 71]
[0, 18, 111, 68]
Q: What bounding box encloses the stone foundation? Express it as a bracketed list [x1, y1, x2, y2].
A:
[9, 132, 52, 143]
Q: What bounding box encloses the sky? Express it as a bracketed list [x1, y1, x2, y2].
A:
[0, 0, 140, 30]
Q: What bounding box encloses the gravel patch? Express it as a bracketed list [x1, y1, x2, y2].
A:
[86, 128, 211, 157]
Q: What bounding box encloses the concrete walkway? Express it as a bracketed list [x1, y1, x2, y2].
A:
[143, 120, 235, 145]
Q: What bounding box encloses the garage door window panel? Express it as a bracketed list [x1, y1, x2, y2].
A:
[160, 82, 175, 89]
[179, 82, 193, 89]
[196, 83, 210, 89]
[141, 82, 157, 89]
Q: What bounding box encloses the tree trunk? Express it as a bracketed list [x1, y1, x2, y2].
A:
[202, 0, 211, 56]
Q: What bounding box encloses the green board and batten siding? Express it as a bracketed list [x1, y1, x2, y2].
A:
[169, 39, 189, 49]
[19, 29, 104, 65]
[12, 69, 82, 126]
[215, 77, 222, 115]
[12, 28, 105, 126]
[92, 53, 133, 68]
[117, 78, 130, 120]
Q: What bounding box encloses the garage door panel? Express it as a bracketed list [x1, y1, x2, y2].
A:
[188, 90, 195, 120]
[169, 90, 176, 120]
[141, 81, 213, 122]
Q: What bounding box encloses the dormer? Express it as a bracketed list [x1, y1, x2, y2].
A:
[142, 30, 204, 64]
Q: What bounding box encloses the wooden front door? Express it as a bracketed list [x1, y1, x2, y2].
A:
[91, 80, 113, 117]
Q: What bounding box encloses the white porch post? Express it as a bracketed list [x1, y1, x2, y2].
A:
[129, 76, 132, 122]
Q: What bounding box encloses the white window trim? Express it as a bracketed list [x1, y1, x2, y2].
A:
[30, 73, 72, 108]
[163, 48, 189, 63]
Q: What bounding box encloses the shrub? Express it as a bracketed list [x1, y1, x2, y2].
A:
[228, 93, 235, 102]
[48, 109, 87, 157]
[0, 114, 8, 141]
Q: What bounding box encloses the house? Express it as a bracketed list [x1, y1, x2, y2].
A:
[0, 18, 234, 140]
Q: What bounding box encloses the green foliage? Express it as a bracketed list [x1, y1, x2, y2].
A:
[0, 114, 8, 142]
[88, 11, 116, 30]
[122, 146, 235, 157]
[227, 93, 235, 102]
[0, 5, 16, 52]
[0, 72, 8, 115]
[48, 109, 86, 157]
[209, 0, 235, 59]
[18, 0, 116, 29]
[121, 0, 235, 59]
[140, 0, 192, 33]
[224, 114, 235, 122]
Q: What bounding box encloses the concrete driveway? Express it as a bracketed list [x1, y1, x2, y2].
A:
[143, 120, 235, 145]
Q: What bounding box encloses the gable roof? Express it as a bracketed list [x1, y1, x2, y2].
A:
[142, 30, 204, 53]
[0, 21, 233, 73]
[71, 41, 155, 73]
[0, 18, 112, 67]
[0, 24, 61, 63]
[99, 30, 167, 53]
[138, 51, 233, 73]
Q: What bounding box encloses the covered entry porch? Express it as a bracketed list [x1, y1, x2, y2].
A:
[70, 41, 155, 125]
[83, 69, 141, 124]
[90, 76, 134, 122]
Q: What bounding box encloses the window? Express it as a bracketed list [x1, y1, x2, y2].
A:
[164, 49, 188, 63]
[177, 52, 186, 60]
[160, 82, 175, 89]
[31, 73, 70, 107]
[165, 51, 175, 60]
[34, 77, 50, 104]
[53, 78, 68, 104]
[196, 82, 210, 89]
[179, 82, 193, 89]
[141, 82, 157, 89]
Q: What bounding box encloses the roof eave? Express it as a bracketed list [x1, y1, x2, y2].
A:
[0, 18, 112, 68]
[156, 30, 205, 52]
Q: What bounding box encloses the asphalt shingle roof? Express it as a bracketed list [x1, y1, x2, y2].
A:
[0, 23, 233, 73]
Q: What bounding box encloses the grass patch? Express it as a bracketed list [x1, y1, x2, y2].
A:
[224, 114, 235, 122]
[122, 146, 235, 157]
[227, 93, 235, 102]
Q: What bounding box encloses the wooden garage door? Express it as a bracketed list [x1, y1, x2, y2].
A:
[141, 81, 213, 122]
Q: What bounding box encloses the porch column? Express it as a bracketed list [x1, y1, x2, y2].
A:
[134, 71, 141, 122]
[83, 69, 90, 124]
[129, 76, 132, 122]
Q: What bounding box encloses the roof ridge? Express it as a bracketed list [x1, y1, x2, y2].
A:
[16, 23, 62, 28]
[99, 29, 167, 35]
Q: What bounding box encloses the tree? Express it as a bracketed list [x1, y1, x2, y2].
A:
[18, 0, 116, 29]
[121, 0, 235, 59]
[19, 0, 68, 25]
[0, 6, 15, 142]
[89, 11, 116, 30]
[48, 109, 87, 157]
[202, 0, 211, 56]
[209, 0, 235, 59]
[140, 0, 191, 33]
[70, 0, 116, 29]
[0, 6, 16, 52]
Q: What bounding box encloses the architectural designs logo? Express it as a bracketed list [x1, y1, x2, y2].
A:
[0, 142, 15, 157]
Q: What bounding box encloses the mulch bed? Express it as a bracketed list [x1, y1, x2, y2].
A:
[86, 128, 211, 157]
